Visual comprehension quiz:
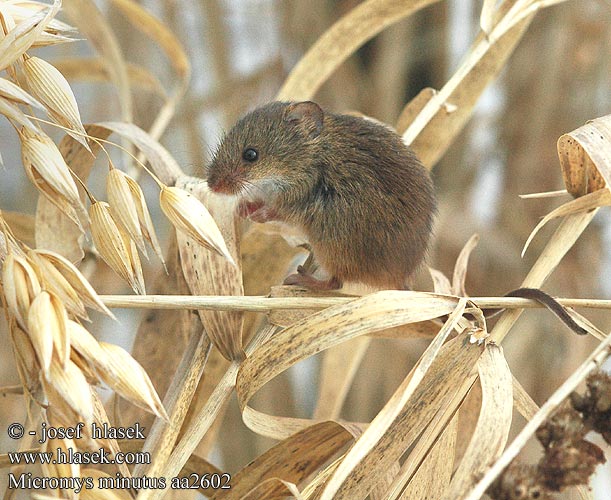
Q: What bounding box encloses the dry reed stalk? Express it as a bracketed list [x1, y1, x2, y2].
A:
[97, 292, 611, 312]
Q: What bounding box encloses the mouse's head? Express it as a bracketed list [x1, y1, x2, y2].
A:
[206, 101, 324, 199]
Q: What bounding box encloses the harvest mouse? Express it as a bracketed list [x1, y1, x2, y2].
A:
[206, 100, 436, 290]
[206, 101, 587, 335]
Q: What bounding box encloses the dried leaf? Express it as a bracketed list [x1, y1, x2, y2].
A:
[237, 292, 461, 439]
[211, 422, 354, 500]
[63, 0, 132, 123]
[452, 233, 480, 296]
[442, 345, 513, 498]
[319, 300, 470, 499]
[522, 189, 611, 257]
[54, 57, 166, 97]
[174, 177, 244, 360]
[395, 413, 457, 499]
[558, 114, 611, 197]
[277, 0, 440, 101]
[428, 267, 452, 294]
[96, 121, 183, 184]
[403, 2, 536, 167]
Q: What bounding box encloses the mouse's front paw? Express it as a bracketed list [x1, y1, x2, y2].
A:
[283, 270, 342, 291]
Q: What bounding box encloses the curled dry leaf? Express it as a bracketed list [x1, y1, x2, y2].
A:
[33, 249, 114, 318]
[22, 55, 90, 150]
[522, 189, 611, 257]
[428, 267, 453, 295]
[210, 421, 355, 500]
[441, 345, 513, 499]
[0, 0, 61, 71]
[19, 128, 87, 228]
[237, 291, 461, 440]
[160, 186, 235, 266]
[2, 252, 41, 328]
[174, 177, 243, 360]
[452, 233, 480, 296]
[43, 358, 95, 424]
[319, 299, 469, 500]
[558, 114, 611, 197]
[89, 201, 146, 294]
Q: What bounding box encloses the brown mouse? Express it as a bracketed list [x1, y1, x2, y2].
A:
[206, 100, 437, 290]
[206, 101, 588, 336]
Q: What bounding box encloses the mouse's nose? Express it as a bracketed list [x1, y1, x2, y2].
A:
[207, 173, 234, 194]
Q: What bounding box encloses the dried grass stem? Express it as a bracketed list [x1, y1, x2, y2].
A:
[99, 293, 611, 312]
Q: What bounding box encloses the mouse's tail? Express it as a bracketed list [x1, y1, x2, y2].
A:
[504, 287, 588, 335]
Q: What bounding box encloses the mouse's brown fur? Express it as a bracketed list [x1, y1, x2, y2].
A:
[207, 101, 437, 290]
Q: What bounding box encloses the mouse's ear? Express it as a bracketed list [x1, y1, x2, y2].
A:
[285, 101, 324, 138]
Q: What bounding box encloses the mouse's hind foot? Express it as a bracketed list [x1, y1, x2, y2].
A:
[283, 266, 342, 291]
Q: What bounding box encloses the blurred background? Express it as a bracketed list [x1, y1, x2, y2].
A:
[2, 0, 611, 498]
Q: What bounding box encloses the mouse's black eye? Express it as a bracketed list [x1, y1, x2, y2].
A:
[242, 148, 258, 163]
